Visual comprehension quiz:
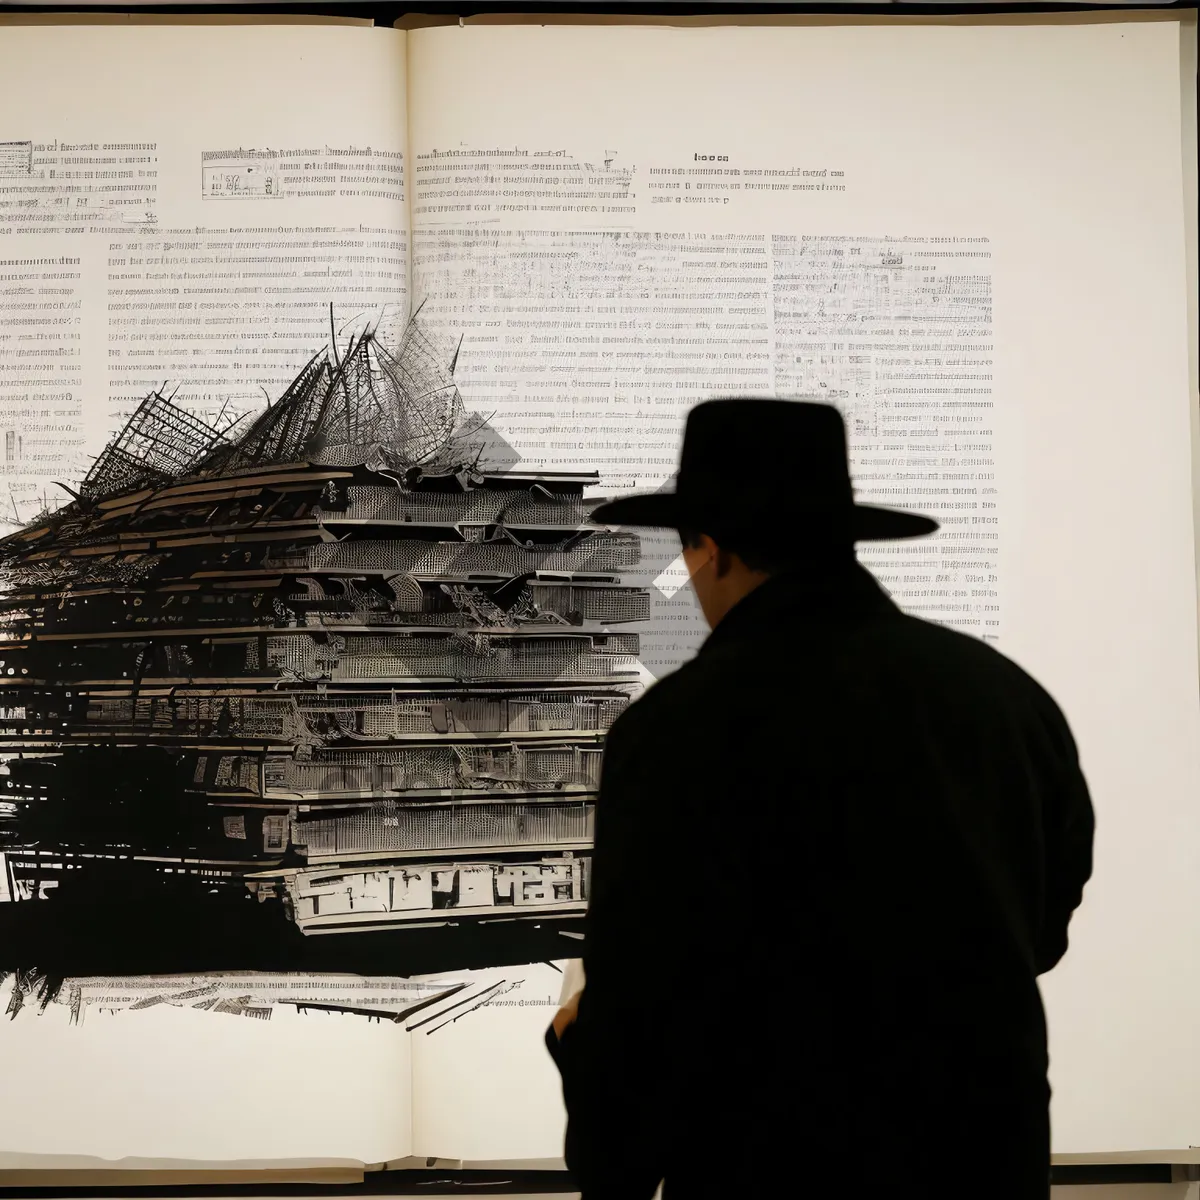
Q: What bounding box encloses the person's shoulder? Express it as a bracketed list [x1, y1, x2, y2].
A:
[606, 655, 717, 740]
[890, 611, 1072, 728]
[619, 658, 709, 717]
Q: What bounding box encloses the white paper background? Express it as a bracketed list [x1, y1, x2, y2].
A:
[0, 988, 412, 1163]
[409, 19, 1199, 1153]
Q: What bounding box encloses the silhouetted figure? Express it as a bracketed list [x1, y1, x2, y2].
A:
[547, 400, 1094, 1199]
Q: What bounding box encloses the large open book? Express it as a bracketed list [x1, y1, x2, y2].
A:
[0, 12, 1196, 1173]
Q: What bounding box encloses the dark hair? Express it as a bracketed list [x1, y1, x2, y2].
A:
[677, 524, 854, 576]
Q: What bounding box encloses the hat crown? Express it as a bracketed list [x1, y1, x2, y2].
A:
[584, 395, 937, 543]
[677, 399, 854, 511]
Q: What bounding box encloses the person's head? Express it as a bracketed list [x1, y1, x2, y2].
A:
[675, 524, 854, 629]
[587, 399, 938, 628]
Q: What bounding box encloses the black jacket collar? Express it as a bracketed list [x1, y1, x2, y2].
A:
[698, 560, 901, 655]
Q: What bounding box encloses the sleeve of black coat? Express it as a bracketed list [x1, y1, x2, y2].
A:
[548, 707, 670, 1200]
[1035, 693, 1096, 975]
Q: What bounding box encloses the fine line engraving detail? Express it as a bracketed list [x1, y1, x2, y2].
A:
[0, 304, 649, 994]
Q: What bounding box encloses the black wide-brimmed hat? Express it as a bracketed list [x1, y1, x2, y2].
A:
[589, 399, 938, 542]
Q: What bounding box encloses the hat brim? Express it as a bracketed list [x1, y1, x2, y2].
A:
[588, 493, 938, 541]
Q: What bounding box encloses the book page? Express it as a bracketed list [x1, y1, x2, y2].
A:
[0, 20, 417, 1164]
[0, 21, 409, 531]
[0, 974, 412, 1165]
[407, 19, 1198, 1155]
[410, 962, 568, 1163]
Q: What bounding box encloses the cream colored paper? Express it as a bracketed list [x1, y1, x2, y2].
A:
[559, 958, 585, 1006]
[411, 962, 569, 1161]
[407, 19, 1198, 1155]
[0, 20, 414, 1165]
[0, 21, 409, 527]
[0, 987, 412, 1163]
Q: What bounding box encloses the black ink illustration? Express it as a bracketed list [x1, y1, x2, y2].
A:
[0, 141, 33, 178]
[0, 305, 649, 984]
[0, 966, 467, 1024]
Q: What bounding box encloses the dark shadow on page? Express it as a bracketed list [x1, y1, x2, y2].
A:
[602, 474, 708, 681]
[0, 873, 584, 982]
[465, 415, 522, 474]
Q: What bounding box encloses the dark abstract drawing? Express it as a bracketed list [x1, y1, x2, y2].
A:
[0, 306, 650, 985]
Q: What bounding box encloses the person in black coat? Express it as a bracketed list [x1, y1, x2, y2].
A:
[546, 399, 1095, 1199]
